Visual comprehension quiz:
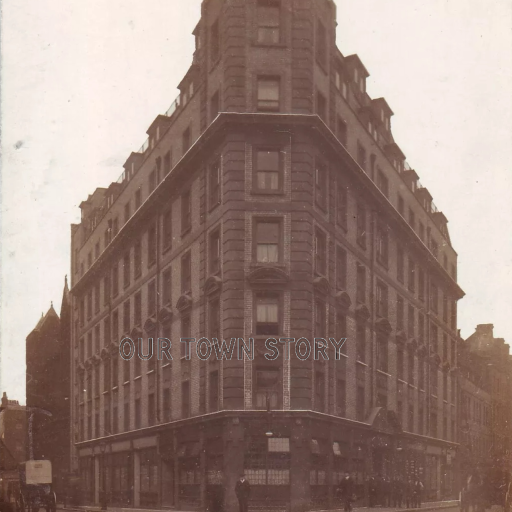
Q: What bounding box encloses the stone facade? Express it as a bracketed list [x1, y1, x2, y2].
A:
[69, 0, 464, 508]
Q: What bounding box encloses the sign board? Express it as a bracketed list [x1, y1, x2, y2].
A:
[25, 460, 52, 485]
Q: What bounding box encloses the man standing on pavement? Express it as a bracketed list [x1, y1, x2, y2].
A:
[235, 473, 251, 512]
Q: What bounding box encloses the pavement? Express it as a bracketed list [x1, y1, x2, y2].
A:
[57, 500, 462, 512]
[323, 500, 459, 512]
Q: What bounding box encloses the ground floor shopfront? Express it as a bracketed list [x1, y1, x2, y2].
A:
[75, 410, 457, 511]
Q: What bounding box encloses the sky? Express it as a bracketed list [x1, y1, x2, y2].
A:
[1, 0, 511, 403]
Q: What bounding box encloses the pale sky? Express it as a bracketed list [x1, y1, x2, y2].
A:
[1, 0, 511, 403]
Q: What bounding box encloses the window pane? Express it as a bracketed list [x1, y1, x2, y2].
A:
[257, 303, 278, 323]
[258, 80, 279, 101]
[257, 150, 280, 171]
[257, 222, 279, 242]
[257, 244, 278, 263]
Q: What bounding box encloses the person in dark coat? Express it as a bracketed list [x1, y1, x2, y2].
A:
[337, 473, 355, 512]
[413, 478, 424, 508]
[235, 474, 251, 512]
[403, 478, 413, 508]
[392, 477, 403, 508]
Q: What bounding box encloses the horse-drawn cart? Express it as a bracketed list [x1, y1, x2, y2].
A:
[17, 461, 56, 512]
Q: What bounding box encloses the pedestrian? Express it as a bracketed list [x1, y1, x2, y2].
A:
[414, 478, 424, 508]
[395, 477, 404, 508]
[403, 478, 413, 509]
[234, 473, 250, 512]
[382, 475, 391, 506]
[337, 473, 355, 512]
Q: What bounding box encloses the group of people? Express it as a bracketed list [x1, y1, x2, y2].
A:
[368, 474, 424, 508]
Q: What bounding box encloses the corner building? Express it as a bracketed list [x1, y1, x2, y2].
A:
[70, 0, 465, 508]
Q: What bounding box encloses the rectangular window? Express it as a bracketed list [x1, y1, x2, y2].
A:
[398, 195, 405, 216]
[418, 268, 425, 301]
[209, 298, 221, 340]
[162, 269, 172, 306]
[182, 381, 191, 418]
[164, 150, 171, 176]
[255, 293, 279, 336]
[255, 367, 279, 409]
[94, 283, 100, 314]
[257, 77, 280, 111]
[376, 335, 388, 372]
[210, 91, 220, 120]
[123, 252, 130, 289]
[254, 220, 279, 264]
[408, 304, 415, 338]
[337, 117, 347, 146]
[148, 280, 156, 317]
[315, 301, 325, 338]
[337, 179, 347, 227]
[209, 371, 219, 412]
[376, 223, 388, 266]
[431, 367, 438, 397]
[431, 323, 438, 354]
[408, 405, 414, 433]
[211, 19, 220, 63]
[430, 282, 439, 313]
[124, 402, 130, 432]
[181, 190, 191, 233]
[376, 281, 388, 318]
[397, 246, 404, 283]
[356, 263, 366, 303]
[209, 159, 221, 209]
[104, 317, 111, 346]
[443, 293, 448, 323]
[134, 399, 141, 429]
[133, 189, 141, 212]
[357, 142, 366, 170]
[123, 300, 130, 334]
[356, 386, 365, 422]
[180, 314, 191, 358]
[397, 295, 404, 331]
[255, 149, 282, 192]
[336, 379, 346, 417]
[316, 91, 327, 123]
[315, 160, 328, 209]
[377, 169, 389, 197]
[315, 229, 326, 275]
[397, 348, 404, 380]
[112, 264, 119, 297]
[207, 228, 221, 275]
[257, 0, 280, 44]
[408, 208, 415, 230]
[112, 310, 119, 343]
[95, 242, 100, 261]
[336, 246, 347, 290]
[148, 170, 156, 194]
[131, 292, 140, 328]
[181, 252, 191, 294]
[450, 300, 457, 330]
[94, 324, 100, 354]
[316, 19, 327, 67]
[148, 394, 156, 426]
[356, 322, 365, 362]
[134, 240, 142, 278]
[315, 371, 325, 412]
[182, 127, 191, 155]
[163, 209, 172, 250]
[356, 204, 366, 248]
[408, 258, 415, 293]
[147, 224, 156, 266]
[408, 350, 415, 384]
[336, 312, 347, 355]
[419, 222, 425, 242]
[87, 290, 92, 320]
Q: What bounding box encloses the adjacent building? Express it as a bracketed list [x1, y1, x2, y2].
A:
[0, 393, 27, 464]
[69, 0, 464, 509]
[25, 279, 71, 497]
[462, 324, 512, 475]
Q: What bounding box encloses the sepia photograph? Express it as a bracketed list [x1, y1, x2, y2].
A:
[1, 0, 511, 511]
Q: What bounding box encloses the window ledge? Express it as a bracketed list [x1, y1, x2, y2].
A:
[356, 360, 368, 367]
[377, 370, 391, 377]
[397, 378, 407, 384]
[251, 188, 285, 196]
[147, 370, 155, 375]
[112, 386, 118, 391]
[252, 42, 288, 50]
[123, 381, 130, 386]
[134, 375, 142, 381]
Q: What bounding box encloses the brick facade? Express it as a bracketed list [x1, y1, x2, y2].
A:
[69, 0, 465, 508]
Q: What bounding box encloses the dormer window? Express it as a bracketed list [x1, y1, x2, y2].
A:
[189, 82, 194, 98]
[195, 33, 202, 50]
[359, 77, 365, 93]
[354, 68, 359, 83]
